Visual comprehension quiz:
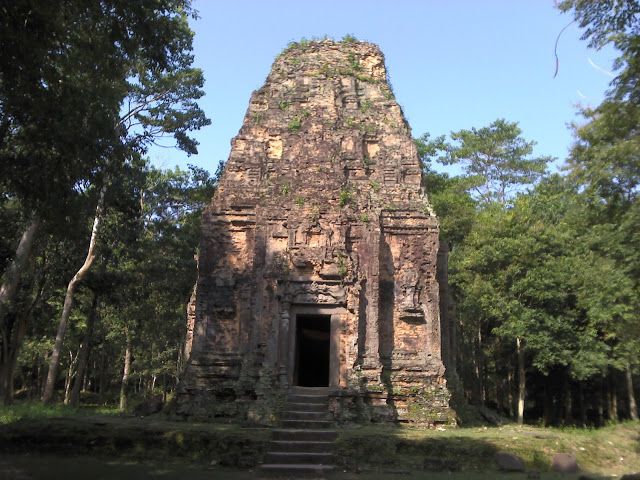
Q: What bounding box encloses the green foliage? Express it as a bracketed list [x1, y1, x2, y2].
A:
[347, 52, 363, 72]
[294, 196, 305, 206]
[0, 0, 209, 218]
[280, 184, 291, 195]
[567, 101, 640, 204]
[287, 117, 302, 132]
[440, 119, 552, 204]
[284, 36, 334, 54]
[0, 402, 117, 425]
[252, 112, 263, 124]
[360, 123, 378, 135]
[362, 155, 372, 170]
[0, 0, 213, 407]
[278, 101, 290, 111]
[339, 187, 353, 207]
[341, 34, 358, 44]
[359, 99, 373, 114]
[557, 1, 639, 54]
[307, 205, 320, 223]
[415, 133, 476, 245]
[287, 109, 311, 133]
[452, 176, 635, 382]
[558, 0, 640, 378]
[336, 253, 348, 277]
[287, 37, 311, 51]
[287, 110, 310, 132]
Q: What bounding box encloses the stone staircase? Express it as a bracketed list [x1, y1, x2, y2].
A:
[259, 386, 336, 478]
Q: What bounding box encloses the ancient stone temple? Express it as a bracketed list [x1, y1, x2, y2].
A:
[177, 39, 453, 424]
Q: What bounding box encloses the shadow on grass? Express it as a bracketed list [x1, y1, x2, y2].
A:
[0, 415, 268, 469]
[0, 406, 635, 480]
[333, 424, 613, 480]
[337, 428, 502, 472]
[0, 454, 257, 480]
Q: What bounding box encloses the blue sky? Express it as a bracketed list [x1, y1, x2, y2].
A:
[148, 1, 617, 176]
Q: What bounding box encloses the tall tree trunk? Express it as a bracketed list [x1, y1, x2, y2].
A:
[563, 371, 572, 425]
[626, 364, 638, 421]
[0, 312, 28, 404]
[471, 322, 484, 405]
[507, 363, 514, 418]
[0, 217, 40, 402]
[516, 337, 525, 425]
[0, 250, 48, 405]
[578, 383, 587, 427]
[63, 350, 77, 404]
[119, 330, 132, 411]
[69, 293, 99, 407]
[162, 373, 167, 403]
[543, 376, 553, 427]
[597, 376, 605, 426]
[478, 324, 486, 404]
[608, 369, 618, 422]
[98, 350, 106, 405]
[42, 184, 106, 404]
[0, 217, 40, 324]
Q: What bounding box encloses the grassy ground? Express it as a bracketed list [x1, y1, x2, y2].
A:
[0, 454, 608, 480]
[0, 402, 638, 478]
[0, 402, 270, 469]
[0, 401, 119, 424]
[336, 422, 640, 477]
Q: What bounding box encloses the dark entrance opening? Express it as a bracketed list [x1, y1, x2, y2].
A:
[295, 314, 330, 387]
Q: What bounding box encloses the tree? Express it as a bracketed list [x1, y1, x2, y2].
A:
[417, 122, 551, 419]
[415, 134, 477, 248]
[435, 119, 551, 205]
[558, 0, 639, 103]
[95, 163, 215, 409]
[0, 0, 210, 405]
[560, 0, 640, 421]
[0, 1, 122, 365]
[451, 176, 634, 424]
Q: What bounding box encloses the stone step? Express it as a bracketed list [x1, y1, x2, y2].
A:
[280, 410, 329, 421]
[259, 463, 335, 477]
[285, 402, 328, 413]
[286, 394, 329, 404]
[289, 386, 330, 395]
[272, 429, 337, 442]
[268, 440, 334, 453]
[264, 451, 333, 465]
[281, 419, 333, 429]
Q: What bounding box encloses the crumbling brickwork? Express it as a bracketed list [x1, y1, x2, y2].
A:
[177, 40, 453, 424]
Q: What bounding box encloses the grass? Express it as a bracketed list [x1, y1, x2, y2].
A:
[0, 403, 638, 477]
[339, 187, 353, 207]
[336, 421, 640, 476]
[0, 454, 260, 480]
[0, 411, 268, 469]
[0, 455, 604, 480]
[0, 401, 118, 425]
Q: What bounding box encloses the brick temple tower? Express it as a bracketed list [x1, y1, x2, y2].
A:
[177, 40, 453, 424]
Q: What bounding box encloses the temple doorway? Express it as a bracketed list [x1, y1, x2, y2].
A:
[295, 314, 331, 387]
